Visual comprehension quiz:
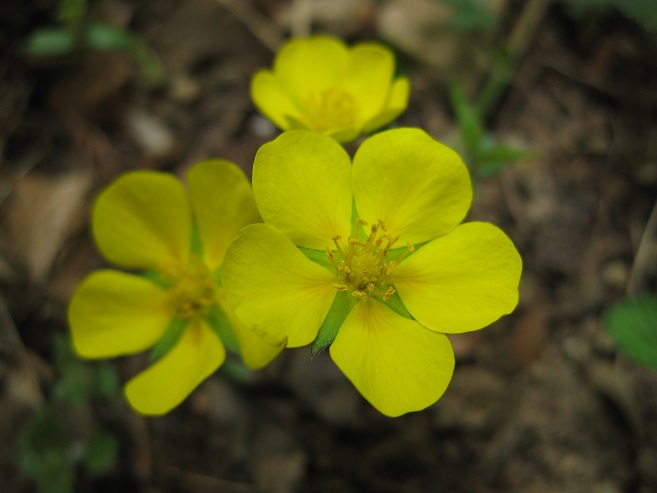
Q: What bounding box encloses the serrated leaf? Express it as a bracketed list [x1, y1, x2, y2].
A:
[604, 296, 657, 371]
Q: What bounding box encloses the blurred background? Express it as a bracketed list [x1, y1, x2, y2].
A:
[1, 0, 657, 491]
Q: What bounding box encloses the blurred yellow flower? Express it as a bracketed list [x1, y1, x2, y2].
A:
[222, 129, 522, 417]
[68, 160, 282, 415]
[251, 35, 409, 143]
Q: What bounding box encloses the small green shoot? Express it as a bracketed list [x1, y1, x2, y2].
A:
[449, 84, 532, 179]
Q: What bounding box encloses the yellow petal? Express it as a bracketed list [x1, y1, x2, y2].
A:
[393, 222, 522, 333]
[124, 319, 225, 415]
[68, 270, 170, 358]
[352, 128, 472, 245]
[362, 76, 410, 134]
[187, 159, 260, 271]
[330, 299, 455, 417]
[274, 36, 349, 97]
[216, 292, 284, 369]
[222, 224, 336, 348]
[344, 43, 395, 127]
[253, 130, 352, 250]
[92, 171, 192, 271]
[251, 70, 299, 130]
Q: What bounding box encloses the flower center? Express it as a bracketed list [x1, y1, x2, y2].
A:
[326, 219, 414, 301]
[162, 257, 215, 319]
[298, 87, 359, 131]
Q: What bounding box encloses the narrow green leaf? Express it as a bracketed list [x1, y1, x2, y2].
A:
[25, 28, 76, 57]
[310, 291, 358, 355]
[605, 296, 657, 371]
[449, 83, 483, 156]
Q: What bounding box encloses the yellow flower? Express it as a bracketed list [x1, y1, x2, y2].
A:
[222, 129, 522, 417]
[68, 160, 282, 415]
[251, 35, 410, 143]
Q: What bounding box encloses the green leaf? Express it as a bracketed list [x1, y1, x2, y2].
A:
[310, 291, 359, 355]
[20, 406, 75, 493]
[25, 28, 76, 57]
[93, 364, 120, 398]
[604, 296, 657, 371]
[85, 24, 133, 51]
[83, 429, 118, 475]
[449, 83, 483, 157]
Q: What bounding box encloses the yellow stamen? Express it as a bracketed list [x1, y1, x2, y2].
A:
[325, 218, 414, 304]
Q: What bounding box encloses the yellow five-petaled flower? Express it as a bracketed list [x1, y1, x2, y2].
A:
[68, 160, 282, 415]
[251, 35, 409, 143]
[222, 128, 522, 417]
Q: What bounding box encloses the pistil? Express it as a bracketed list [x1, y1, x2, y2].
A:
[326, 219, 413, 301]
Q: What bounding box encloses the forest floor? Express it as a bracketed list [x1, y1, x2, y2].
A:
[1, 0, 657, 492]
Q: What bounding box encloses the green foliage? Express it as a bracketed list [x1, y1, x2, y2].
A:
[24, 0, 165, 87]
[604, 296, 657, 371]
[563, 0, 657, 33]
[437, 0, 500, 33]
[20, 335, 120, 493]
[449, 84, 532, 178]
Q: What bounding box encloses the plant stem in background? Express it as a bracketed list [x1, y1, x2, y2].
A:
[476, 0, 553, 119]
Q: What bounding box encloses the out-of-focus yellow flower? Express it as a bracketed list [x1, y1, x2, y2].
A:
[222, 129, 522, 417]
[251, 35, 410, 143]
[68, 161, 282, 415]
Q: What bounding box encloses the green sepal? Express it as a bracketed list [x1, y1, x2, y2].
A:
[204, 303, 240, 354]
[310, 291, 359, 356]
[298, 247, 333, 270]
[139, 270, 170, 289]
[379, 291, 413, 320]
[149, 317, 188, 362]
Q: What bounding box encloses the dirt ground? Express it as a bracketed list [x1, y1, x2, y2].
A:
[2, 0, 657, 492]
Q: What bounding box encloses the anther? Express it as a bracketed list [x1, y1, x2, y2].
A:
[367, 283, 375, 293]
[385, 261, 398, 276]
[383, 287, 396, 301]
[352, 290, 368, 300]
[332, 283, 349, 291]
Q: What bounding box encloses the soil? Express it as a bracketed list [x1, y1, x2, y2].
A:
[1, 0, 657, 492]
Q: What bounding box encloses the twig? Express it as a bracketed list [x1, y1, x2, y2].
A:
[626, 198, 657, 296]
[477, 0, 554, 119]
[214, 0, 284, 52]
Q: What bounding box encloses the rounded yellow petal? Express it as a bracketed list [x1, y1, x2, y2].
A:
[344, 43, 395, 126]
[92, 171, 192, 271]
[187, 159, 260, 271]
[274, 36, 349, 97]
[124, 319, 225, 415]
[68, 270, 170, 358]
[216, 293, 284, 369]
[393, 222, 522, 333]
[352, 128, 472, 245]
[253, 130, 352, 250]
[362, 76, 410, 134]
[330, 299, 455, 417]
[251, 70, 299, 130]
[222, 224, 337, 348]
